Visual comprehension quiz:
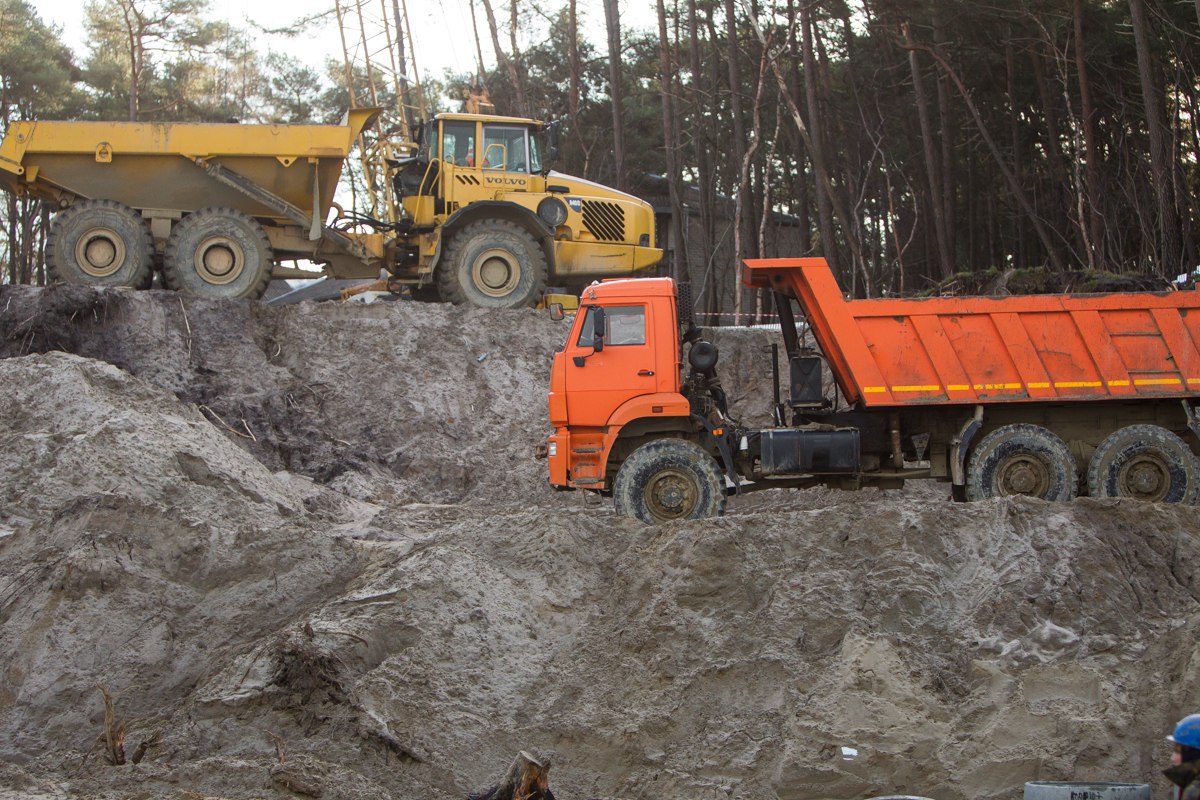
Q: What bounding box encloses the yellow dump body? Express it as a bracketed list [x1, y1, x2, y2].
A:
[0, 112, 373, 218]
[0, 110, 382, 275]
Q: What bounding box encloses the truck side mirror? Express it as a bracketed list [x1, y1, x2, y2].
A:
[547, 121, 561, 163]
[591, 305, 606, 352]
[572, 306, 606, 366]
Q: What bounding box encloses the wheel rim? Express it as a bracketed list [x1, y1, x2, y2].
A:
[470, 247, 520, 298]
[1116, 453, 1171, 501]
[74, 227, 126, 278]
[192, 235, 244, 285]
[645, 468, 699, 520]
[994, 453, 1051, 496]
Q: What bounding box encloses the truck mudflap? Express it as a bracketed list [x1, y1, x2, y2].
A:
[692, 414, 740, 492]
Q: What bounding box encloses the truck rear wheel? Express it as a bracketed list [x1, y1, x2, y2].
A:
[47, 199, 154, 289]
[965, 424, 1077, 502]
[164, 208, 272, 300]
[1086, 425, 1200, 503]
[614, 438, 726, 524]
[438, 219, 548, 308]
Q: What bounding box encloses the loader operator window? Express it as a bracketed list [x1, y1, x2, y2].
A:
[577, 305, 645, 348]
[441, 121, 476, 167]
[483, 125, 529, 172]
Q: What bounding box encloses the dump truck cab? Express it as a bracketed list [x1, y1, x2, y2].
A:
[391, 113, 662, 307]
[547, 277, 713, 492]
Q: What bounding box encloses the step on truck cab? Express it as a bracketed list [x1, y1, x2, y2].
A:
[547, 257, 1200, 523]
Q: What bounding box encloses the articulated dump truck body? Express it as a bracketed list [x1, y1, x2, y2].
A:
[0, 110, 384, 287]
[744, 257, 1200, 408]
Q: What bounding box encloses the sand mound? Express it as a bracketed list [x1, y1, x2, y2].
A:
[1, 285, 1199, 799]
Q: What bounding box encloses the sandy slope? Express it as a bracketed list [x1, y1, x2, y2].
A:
[1, 285, 1197, 799]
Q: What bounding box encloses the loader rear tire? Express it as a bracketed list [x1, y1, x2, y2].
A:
[438, 219, 547, 308]
[614, 438, 726, 525]
[47, 199, 154, 289]
[965, 423, 1077, 502]
[164, 208, 272, 300]
[1086, 425, 1200, 503]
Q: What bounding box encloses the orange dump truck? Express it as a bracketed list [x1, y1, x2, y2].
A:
[546, 257, 1200, 523]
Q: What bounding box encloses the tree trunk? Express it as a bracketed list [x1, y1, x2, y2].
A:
[933, 11, 955, 275]
[1128, 0, 1180, 276]
[467, 0, 487, 88]
[733, 48, 768, 319]
[567, 0, 580, 125]
[687, 0, 716, 314]
[906, 39, 1064, 272]
[656, 0, 686, 283]
[749, 15, 866, 278]
[602, 0, 626, 190]
[723, 0, 750, 314]
[800, 4, 840, 279]
[904, 23, 953, 280]
[507, 0, 528, 116]
[1005, 38, 1027, 269]
[478, 0, 523, 117]
[1072, 0, 1103, 270]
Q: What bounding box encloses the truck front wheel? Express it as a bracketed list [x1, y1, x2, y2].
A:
[438, 220, 548, 308]
[164, 208, 272, 300]
[965, 423, 1078, 502]
[614, 438, 726, 524]
[47, 199, 154, 289]
[1086, 425, 1200, 503]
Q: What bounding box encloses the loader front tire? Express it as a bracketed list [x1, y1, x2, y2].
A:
[965, 423, 1078, 502]
[47, 199, 154, 289]
[164, 208, 272, 300]
[614, 438, 726, 525]
[1086, 425, 1200, 503]
[438, 220, 547, 308]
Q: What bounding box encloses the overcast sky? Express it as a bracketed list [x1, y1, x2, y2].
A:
[38, 0, 658, 86]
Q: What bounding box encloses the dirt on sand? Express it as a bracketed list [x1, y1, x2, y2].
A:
[1, 284, 1199, 800]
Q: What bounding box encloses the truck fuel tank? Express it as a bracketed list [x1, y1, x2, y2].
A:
[750, 427, 861, 476]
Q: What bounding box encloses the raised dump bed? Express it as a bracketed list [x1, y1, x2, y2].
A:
[744, 257, 1200, 408]
[0, 110, 382, 298]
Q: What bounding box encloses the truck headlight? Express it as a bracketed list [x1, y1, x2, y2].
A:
[639, 233, 650, 247]
[538, 197, 568, 227]
[548, 441, 558, 457]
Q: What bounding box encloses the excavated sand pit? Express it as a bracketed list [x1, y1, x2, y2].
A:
[1, 285, 1199, 799]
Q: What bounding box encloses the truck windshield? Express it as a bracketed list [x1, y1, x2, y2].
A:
[441, 120, 475, 166]
[482, 125, 529, 172]
[577, 305, 646, 347]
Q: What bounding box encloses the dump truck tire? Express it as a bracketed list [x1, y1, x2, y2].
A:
[965, 423, 1078, 502]
[1086, 425, 1200, 503]
[164, 208, 272, 300]
[438, 220, 548, 308]
[47, 199, 154, 289]
[614, 438, 726, 524]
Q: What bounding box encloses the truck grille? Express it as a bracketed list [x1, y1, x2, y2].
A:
[582, 200, 626, 242]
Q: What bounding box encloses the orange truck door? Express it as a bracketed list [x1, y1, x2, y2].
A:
[564, 302, 658, 426]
